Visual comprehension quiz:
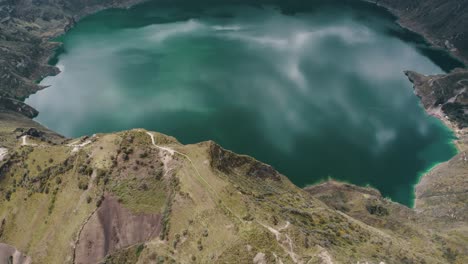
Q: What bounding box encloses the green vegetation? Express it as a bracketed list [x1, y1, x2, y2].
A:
[102, 244, 143, 264]
[110, 178, 167, 214]
[136, 244, 145, 257]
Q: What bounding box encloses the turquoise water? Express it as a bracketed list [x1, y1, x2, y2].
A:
[27, 0, 462, 206]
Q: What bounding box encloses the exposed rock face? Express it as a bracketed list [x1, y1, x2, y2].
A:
[74, 194, 162, 264]
[406, 70, 468, 130]
[210, 142, 281, 181]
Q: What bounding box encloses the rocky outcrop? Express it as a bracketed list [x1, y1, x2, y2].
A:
[209, 142, 281, 181]
[406, 70, 468, 130]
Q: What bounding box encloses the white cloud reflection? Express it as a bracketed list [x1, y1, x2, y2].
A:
[27, 5, 445, 154]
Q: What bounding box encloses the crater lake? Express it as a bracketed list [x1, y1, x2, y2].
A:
[27, 0, 464, 206]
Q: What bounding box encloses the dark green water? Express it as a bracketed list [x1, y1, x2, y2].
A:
[27, 0, 462, 206]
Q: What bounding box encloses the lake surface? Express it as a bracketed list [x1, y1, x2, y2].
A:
[27, 0, 463, 206]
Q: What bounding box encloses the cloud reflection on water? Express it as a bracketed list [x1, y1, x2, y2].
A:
[26, 4, 456, 205]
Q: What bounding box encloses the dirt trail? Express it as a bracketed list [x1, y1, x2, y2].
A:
[144, 131, 247, 222]
[20, 135, 37, 146]
[260, 221, 301, 263]
[315, 247, 334, 264]
[447, 87, 466, 103]
[67, 139, 92, 153]
[0, 147, 7, 161]
[145, 132, 175, 155]
[145, 130, 305, 263]
[19, 135, 92, 150]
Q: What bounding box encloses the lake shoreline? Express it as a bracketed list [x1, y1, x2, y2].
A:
[361, 0, 468, 209]
[404, 69, 468, 209]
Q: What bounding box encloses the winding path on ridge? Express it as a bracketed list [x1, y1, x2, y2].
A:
[143, 131, 303, 263]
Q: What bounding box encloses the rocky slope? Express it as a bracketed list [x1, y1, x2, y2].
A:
[368, 0, 468, 64]
[406, 70, 468, 131]
[0, 0, 467, 263]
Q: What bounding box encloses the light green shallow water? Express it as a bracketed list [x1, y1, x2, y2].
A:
[27, 0, 463, 206]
